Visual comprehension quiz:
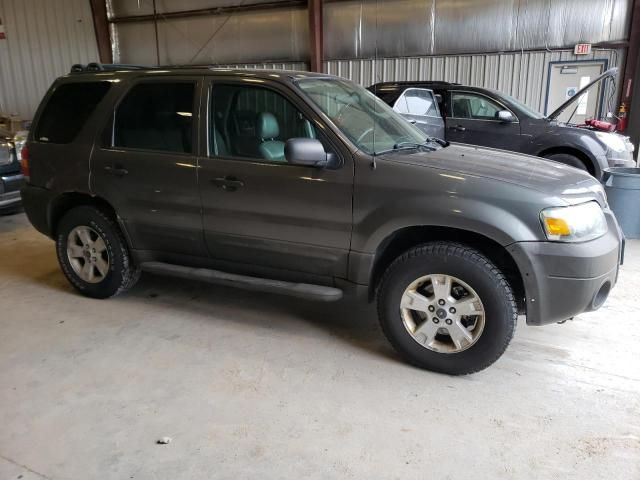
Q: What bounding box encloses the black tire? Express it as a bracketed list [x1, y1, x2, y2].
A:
[55, 205, 141, 299]
[377, 242, 517, 375]
[543, 153, 588, 172]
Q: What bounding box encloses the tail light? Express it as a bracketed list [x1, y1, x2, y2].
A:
[20, 144, 30, 178]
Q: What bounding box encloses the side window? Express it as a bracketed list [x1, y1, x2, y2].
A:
[402, 88, 440, 117]
[210, 84, 317, 163]
[114, 82, 195, 154]
[451, 92, 505, 120]
[393, 94, 409, 114]
[35, 82, 111, 144]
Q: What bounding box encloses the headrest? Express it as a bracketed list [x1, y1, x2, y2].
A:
[257, 112, 279, 140]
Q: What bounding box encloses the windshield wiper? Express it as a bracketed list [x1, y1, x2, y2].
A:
[374, 137, 447, 156]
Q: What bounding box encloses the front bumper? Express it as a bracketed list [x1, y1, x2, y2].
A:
[607, 158, 637, 168]
[508, 211, 623, 325]
[0, 173, 24, 211]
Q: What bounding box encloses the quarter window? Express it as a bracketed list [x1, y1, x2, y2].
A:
[450, 92, 506, 120]
[35, 82, 111, 144]
[114, 82, 195, 154]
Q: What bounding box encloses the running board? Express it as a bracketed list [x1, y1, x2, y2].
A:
[141, 262, 343, 302]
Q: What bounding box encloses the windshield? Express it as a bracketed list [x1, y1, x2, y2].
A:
[296, 78, 432, 155]
[491, 90, 545, 119]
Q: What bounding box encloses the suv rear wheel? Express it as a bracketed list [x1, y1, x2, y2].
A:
[56, 205, 140, 298]
[377, 242, 517, 375]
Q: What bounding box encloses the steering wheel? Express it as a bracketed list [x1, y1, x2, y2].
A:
[356, 127, 375, 144]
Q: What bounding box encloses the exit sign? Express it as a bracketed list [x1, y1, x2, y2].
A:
[574, 43, 592, 55]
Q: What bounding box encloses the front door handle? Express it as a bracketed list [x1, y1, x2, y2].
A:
[213, 176, 244, 192]
[104, 165, 129, 177]
[448, 125, 466, 132]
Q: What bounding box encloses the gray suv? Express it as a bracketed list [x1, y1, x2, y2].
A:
[21, 65, 624, 374]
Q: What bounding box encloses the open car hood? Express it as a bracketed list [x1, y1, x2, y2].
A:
[547, 67, 618, 121]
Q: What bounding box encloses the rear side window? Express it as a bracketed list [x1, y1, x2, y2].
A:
[401, 89, 440, 117]
[113, 82, 195, 154]
[35, 82, 111, 144]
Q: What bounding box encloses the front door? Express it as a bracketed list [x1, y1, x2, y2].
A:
[446, 90, 521, 150]
[91, 77, 206, 257]
[392, 88, 445, 140]
[197, 80, 353, 279]
[545, 62, 604, 123]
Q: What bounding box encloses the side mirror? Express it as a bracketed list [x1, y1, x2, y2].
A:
[285, 138, 328, 167]
[497, 110, 516, 123]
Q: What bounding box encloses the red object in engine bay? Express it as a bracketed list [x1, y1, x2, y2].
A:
[577, 118, 617, 132]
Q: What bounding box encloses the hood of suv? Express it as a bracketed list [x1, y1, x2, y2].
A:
[384, 143, 604, 202]
[547, 68, 617, 121]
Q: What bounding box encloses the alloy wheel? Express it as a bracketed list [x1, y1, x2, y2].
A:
[400, 274, 485, 353]
[66, 226, 110, 284]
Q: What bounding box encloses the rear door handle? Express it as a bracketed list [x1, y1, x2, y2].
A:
[213, 176, 244, 192]
[448, 125, 466, 132]
[103, 165, 128, 177]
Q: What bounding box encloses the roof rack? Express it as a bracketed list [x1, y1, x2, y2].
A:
[425, 81, 461, 86]
[375, 80, 461, 86]
[70, 62, 152, 73]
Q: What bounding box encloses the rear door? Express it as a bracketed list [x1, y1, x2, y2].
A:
[392, 88, 445, 139]
[91, 77, 207, 257]
[197, 79, 353, 279]
[446, 90, 521, 150]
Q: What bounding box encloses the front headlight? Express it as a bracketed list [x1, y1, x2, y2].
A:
[540, 201, 607, 242]
[595, 131, 632, 160]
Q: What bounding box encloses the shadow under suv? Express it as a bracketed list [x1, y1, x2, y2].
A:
[20, 64, 624, 374]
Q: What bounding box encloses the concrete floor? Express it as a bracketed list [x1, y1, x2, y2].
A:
[0, 211, 639, 480]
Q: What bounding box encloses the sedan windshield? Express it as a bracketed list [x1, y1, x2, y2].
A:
[296, 78, 437, 155]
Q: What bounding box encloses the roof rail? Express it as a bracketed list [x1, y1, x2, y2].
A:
[375, 80, 461, 86]
[70, 63, 152, 73]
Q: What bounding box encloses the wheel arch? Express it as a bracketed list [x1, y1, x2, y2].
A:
[48, 192, 120, 238]
[368, 225, 526, 314]
[537, 146, 597, 176]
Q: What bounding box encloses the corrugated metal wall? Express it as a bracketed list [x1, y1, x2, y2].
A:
[110, 0, 632, 64]
[108, 0, 308, 65]
[325, 48, 625, 113]
[0, 0, 99, 120]
[323, 0, 631, 59]
[0, 0, 632, 120]
[215, 61, 308, 71]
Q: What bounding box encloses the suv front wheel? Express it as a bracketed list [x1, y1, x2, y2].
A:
[377, 242, 517, 375]
[56, 206, 140, 299]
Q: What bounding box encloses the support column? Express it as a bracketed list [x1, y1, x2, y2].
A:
[620, 0, 639, 141]
[308, 0, 323, 72]
[89, 0, 113, 64]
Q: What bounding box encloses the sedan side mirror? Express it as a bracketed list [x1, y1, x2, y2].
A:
[497, 110, 516, 123]
[285, 138, 329, 167]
